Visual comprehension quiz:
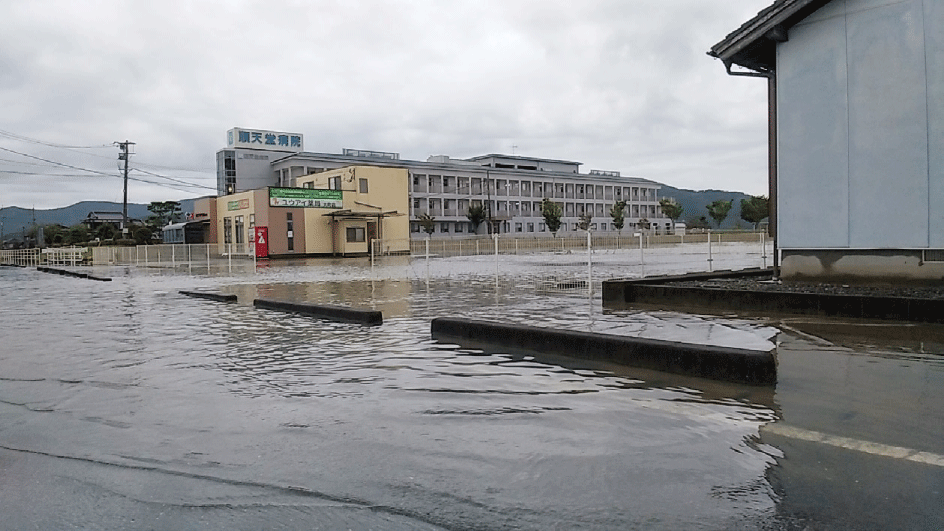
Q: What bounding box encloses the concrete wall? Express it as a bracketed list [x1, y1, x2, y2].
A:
[776, 0, 943, 280]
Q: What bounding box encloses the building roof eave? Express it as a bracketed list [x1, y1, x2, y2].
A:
[708, 0, 831, 73]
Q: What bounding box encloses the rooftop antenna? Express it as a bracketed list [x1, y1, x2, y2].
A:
[511, 144, 518, 155]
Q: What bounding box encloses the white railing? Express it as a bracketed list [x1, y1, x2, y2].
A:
[372, 230, 773, 295]
[91, 243, 254, 268]
[0, 248, 42, 267]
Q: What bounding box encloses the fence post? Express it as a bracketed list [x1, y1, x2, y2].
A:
[708, 229, 714, 271]
[639, 232, 644, 268]
[425, 237, 430, 280]
[761, 232, 768, 269]
[494, 234, 500, 289]
[587, 231, 592, 297]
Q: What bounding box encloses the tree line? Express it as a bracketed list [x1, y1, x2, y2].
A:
[22, 201, 183, 247]
[416, 196, 769, 236]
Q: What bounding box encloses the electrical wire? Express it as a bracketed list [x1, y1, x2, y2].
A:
[0, 128, 112, 149]
[130, 167, 216, 190]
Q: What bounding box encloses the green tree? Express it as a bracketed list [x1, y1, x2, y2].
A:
[541, 198, 563, 236]
[95, 223, 118, 241]
[706, 199, 733, 228]
[40, 224, 65, 246]
[417, 213, 435, 235]
[466, 204, 486, 233]
[146, 201, 182, 230]
[609, 201, 627, 234]
[686, 216, 711, 230]
[740, 195, 769, 229]
[658, 198, 684, 230]
[133, 225, 153, 245]
[577, 213, 593, 231]
[64, 224, 89, 246]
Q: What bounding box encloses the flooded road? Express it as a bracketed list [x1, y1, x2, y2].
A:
[1, 256, 942, 530]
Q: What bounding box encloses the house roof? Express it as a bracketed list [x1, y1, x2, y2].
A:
[86, 211, 125, 221]
[708, 0, 831, 73]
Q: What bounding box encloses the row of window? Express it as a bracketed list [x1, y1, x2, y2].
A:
[410, 221, 674, 234]
[412, 199, 660, 218]
[410, 174, 657, 201]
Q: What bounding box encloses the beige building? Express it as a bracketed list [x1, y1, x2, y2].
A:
[212, 166, 409, 257]
[296, 166, 409, 255]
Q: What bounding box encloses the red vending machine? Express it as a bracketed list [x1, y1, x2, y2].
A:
[254, 227, 269, 258]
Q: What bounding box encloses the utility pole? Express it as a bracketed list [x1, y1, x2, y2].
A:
[116, 140, 135, 235]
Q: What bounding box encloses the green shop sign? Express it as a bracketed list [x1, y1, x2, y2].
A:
[269, 187, 343, 208]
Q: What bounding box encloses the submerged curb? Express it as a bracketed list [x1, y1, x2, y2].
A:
[36, 266, 112, 282]
[602, 268, 943, 323]
[179, 290, 238, 303]
[431, 317, 776, 385]
[253, 298, 383, 326]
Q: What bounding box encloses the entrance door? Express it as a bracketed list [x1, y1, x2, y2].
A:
[367, 222, 378, 253]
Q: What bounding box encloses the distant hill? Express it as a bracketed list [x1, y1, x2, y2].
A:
[0, 199, 198, 239]
[657, 185, 763, 230]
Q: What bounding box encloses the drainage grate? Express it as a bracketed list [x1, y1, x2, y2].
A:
[923, 250, 944, 262]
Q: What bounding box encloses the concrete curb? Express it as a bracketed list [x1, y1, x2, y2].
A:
[36, 266, 112, 282]
[602, 268, 943, 323]
[179, 290, 238, 303]
[431, 317, 776, 385]
[253, 298, 383, 326]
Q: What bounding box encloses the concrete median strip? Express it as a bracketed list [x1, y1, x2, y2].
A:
[430, 317, 776, 385]
[179, 290, 238, 303]
[253, 298, 383, 326]
[36, 266, 111, 281]
[762, 423, 944, 467]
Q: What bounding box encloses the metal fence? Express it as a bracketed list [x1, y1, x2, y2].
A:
[1, 247, 88, 267]
[373, 230, 773, 296]
[0, 248, 42, 267]
[396, 230, 767, 258]
[90, 243, 254, 269]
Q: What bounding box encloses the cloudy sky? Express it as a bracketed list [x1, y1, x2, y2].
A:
[0, 0, 772, 210]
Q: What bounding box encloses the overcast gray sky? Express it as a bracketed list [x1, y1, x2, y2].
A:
[0, 0, 772, 210]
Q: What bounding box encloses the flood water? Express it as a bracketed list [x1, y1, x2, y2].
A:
[1, 253, 942, 530]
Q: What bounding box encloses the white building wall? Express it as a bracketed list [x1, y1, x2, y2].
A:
[777, 0, 941, 250]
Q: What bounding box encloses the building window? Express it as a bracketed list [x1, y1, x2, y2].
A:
[413, 199, 420, 209]
[413, 176, 419, 185]
[286, 212, 294, 251]
[328, 176, 341, 190]
[249, 214, 255, 228]
[346, 226, 366, 242]
[527, 222, 534, 232]
[515, 222, 522, 232]
[235, 215, 245, 244]
[223, 218, 233, 244]
[411, 223, 420, 233]
[539, 222, 546, 232]
[359, 178, 368, 193]
[455, 223, 464, 233]
[440, 222, 450, 233]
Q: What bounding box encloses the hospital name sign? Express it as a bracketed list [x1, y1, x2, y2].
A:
[227, 127, 303, 153]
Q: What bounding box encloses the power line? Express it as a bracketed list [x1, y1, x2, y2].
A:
[0, 146, 117, 177]
[130, 167, 216, 190]
[0, 128, 113, 149]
